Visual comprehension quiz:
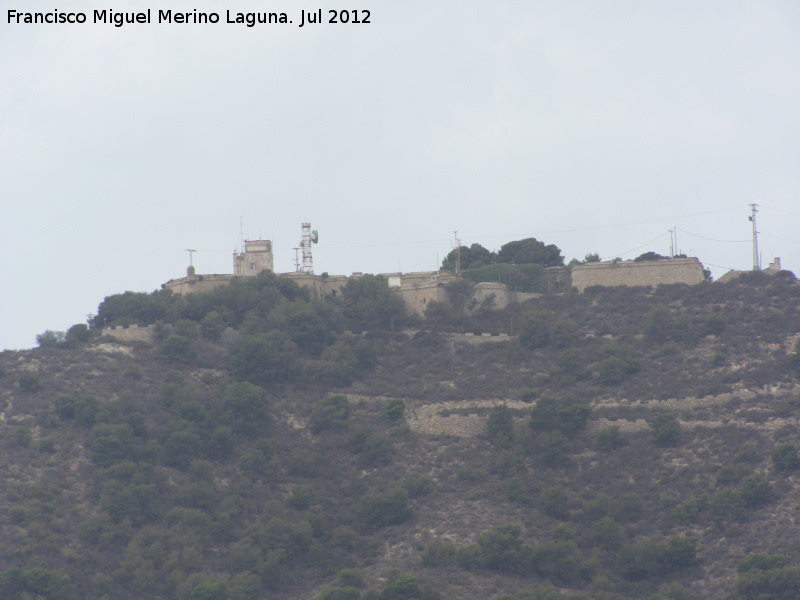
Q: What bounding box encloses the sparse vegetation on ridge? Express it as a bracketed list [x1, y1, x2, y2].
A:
[1, 269, 799, 599]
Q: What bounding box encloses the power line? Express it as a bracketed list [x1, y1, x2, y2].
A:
[614, 231, 670, 258]
[759, 204, 800, 219]
[760, 232, 800, 246]
[676, 228, 749, 244]
[704, 261, 737, 271]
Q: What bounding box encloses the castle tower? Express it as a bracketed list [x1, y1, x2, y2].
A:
[233, 239, 274, 276]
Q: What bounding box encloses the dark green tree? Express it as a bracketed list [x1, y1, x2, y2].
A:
[230, 332, 299, 386]
[649, 413, 681, 446]
[487, 404, 515, 449]
[341, 275, 406, 330]
[496, 238, 564, 268]
[223, 382, 271, 436]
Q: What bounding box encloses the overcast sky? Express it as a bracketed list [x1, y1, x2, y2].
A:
[2, 1, 799, 350]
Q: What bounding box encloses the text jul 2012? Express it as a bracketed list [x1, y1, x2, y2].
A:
[6, 8, 372, 28]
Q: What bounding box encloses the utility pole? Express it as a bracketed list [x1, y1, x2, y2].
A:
[748, 204, 760, 270]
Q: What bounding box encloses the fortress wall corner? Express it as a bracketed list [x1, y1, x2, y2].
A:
[571, 258, 705, 292]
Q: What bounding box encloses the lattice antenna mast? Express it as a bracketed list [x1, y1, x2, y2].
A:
[748, 204, 760, 270]
[299, 222, 319, 274]
[185, 249, 197, 267]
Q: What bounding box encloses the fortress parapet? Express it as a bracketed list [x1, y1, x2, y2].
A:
[571, 257, 706, 292]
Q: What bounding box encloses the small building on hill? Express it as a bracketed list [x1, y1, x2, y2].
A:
[716, 258, 783, 283]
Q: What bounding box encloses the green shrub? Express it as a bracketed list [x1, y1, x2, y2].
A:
[337, 568, 364, 589]
[580, 493, 609, 523]
[9, 426, 32, 448]
[36, 329, 66, 347]
[619, 536, 696, 581]
[318, 587, 362, 600]
[38, 436, 56, 454]
[532, 539, 587, 584]
[223, 382, 271, 436]
[734, 554, 800, 599]
[288, 485, 315, 510]
[649, 413, 681, 446]
[532, 431, 572, 467]
[506, 477, 536, 506]
[160, 334, 196, 364]
[456, 544, 484, 571]
[421, 539, 457, 567]
[487, 404, 515, 448]
[18, 372, 42, 392]
[230, 332, 300, 386]
[715, 463, 751, 485]
[377, 573, 440, 600]
[359, 488, 411, 529]
[735, 442, 760, 463]
[709, 489, 745, 525]
[612, 492, 643, 523]
[65, 323, 91, 346]
[403, 474, 434, 498]
[771, 444, 800, 471]
[88, 423, 134, 467]
[0, 566, 73, 599]
[54, 393, 99, 427]
[539, 487, 570, 520]
[162, 430, 202, 470]
[590, 516, 624, 550]
[671, 497, 700, 524]
[477, 524, 526, 574]
[596, 425, 626, 452]
[738, 473, 772, 507]
[381, 398, 406, 421]
[529, 397, 590, 437]
[310, 395, 351, 433]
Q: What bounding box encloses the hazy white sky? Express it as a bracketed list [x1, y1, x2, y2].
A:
[2, 1, 799, 350]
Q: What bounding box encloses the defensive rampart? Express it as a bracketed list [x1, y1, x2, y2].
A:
[571, 257, 706, 292]
[162, 273, 237, 295]
[99, 324, 156, 343]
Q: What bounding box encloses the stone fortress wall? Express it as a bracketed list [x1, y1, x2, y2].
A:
[571, 257, 706, 292]
[99, 324, 157, 343]
[163, 233, 771, 320]
[345, 386, 800, 439]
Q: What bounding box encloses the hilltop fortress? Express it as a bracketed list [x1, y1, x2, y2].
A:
[160, 228, 722, 316]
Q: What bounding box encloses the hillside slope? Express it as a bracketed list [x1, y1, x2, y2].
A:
[1, 271, 800, 600]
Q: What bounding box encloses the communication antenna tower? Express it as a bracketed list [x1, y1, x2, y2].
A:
[185, 249, 197, 266]
[299, 222, 319, 274]
[748, 204, 761, 270]
[293, 247, 301, 272]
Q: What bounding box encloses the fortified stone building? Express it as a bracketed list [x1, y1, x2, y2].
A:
[163, 233, 720, 316]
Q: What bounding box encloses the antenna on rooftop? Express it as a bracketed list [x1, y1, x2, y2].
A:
[185, 249, 197, 267]
[748, 204, 760, 270]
